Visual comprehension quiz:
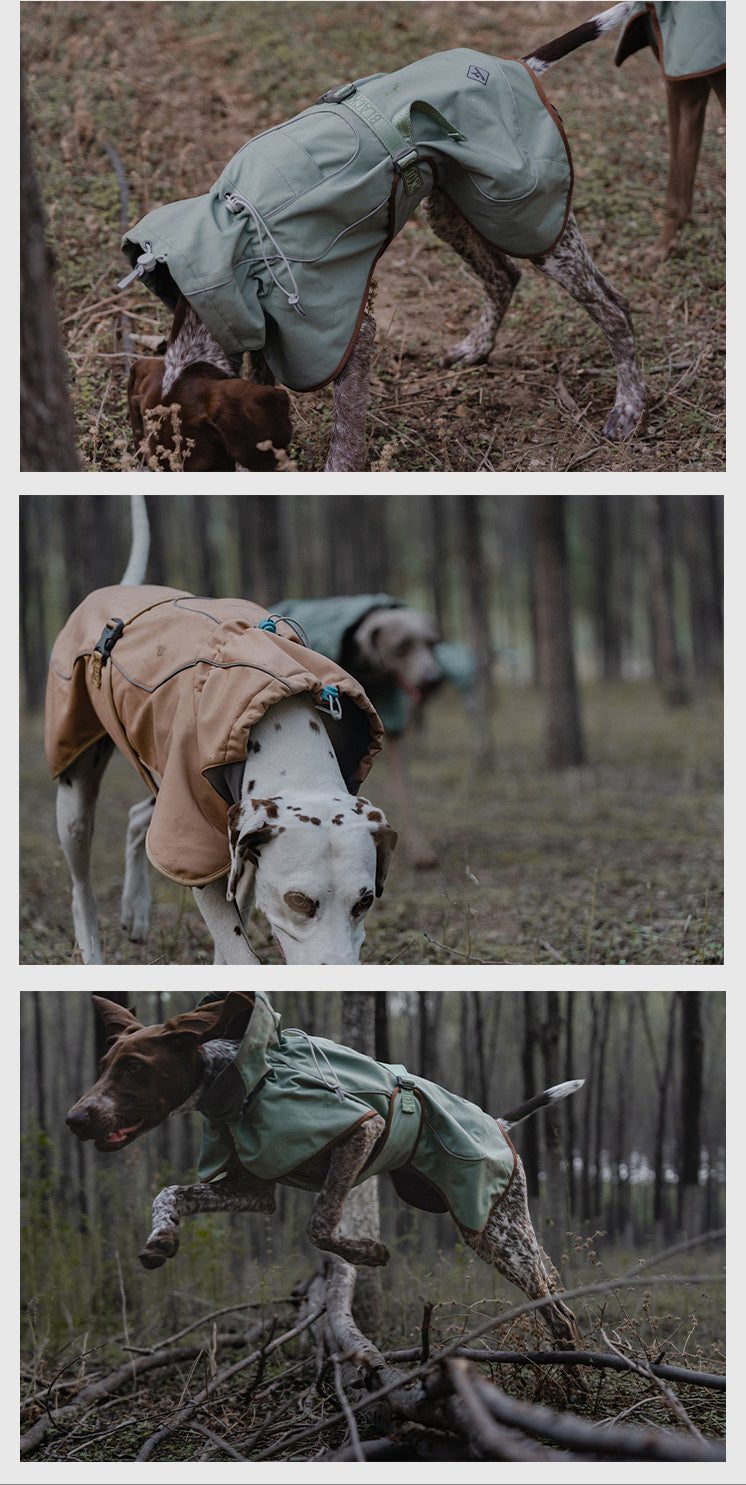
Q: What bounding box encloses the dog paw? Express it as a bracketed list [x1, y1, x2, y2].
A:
[441, 334, 492, 369]
[121, 897, 151, 941]
[350, 1239, 391, 1268]
[602, 398, 646, 441]
[140, 1231, 179, 1268]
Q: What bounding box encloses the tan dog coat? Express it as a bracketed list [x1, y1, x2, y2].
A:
[45, 586, 383, 886]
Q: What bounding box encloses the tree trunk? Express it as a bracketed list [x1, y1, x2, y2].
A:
[20, 76, 81, 471]
[457, 495, 495, 764]
[339, 993, 383, 1334]
[530, 497, 585, 767]
[537, 992, 565, 1261]
[678, 992, 703, 1234]
[682, 498, 723, 680]
[646, 496, 690, 705]
[589, 496, 623, 681]
[520, 995, 540, 1199]
[19, 498, 49, 709]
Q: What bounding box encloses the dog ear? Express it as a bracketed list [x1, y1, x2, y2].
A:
[372, 822, 398, 896]
[127, 358, 164, 446]
[92, 995, 143, 1042]
[163, 992, 256, 1044]
[203, 382, 292, 469]
[226, 798, 282, 901]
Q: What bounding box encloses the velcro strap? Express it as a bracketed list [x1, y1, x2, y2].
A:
[398, 1077, 417, 1114]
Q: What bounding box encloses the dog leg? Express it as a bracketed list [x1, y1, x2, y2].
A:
[192, 879, 261, 965]
[306, 1114, 390, 1266]
[120, 797, 155, 940]
[423, 188, 521, 366]
[55, 738, 115, 964]
[459, 1159, 579, 1347]
[653, 76, 713, 263]
[325, 313, 376, 472]
[141, 1167, 276, 1268]
[529, 212, 645, 440]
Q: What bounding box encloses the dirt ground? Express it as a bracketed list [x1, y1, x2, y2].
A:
[21, 1, 725, 472]
[21, 675, 723, 965]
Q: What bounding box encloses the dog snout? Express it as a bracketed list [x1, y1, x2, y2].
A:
[66, 1104, 93, 1138]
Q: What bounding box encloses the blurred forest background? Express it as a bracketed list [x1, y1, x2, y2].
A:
[20, 493, 723, 965]
[21, 989, 724, 1394]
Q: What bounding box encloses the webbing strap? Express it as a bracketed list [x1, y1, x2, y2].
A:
[319, 83, 466, 195]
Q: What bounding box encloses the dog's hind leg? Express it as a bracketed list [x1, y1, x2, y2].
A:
[325, 313, 376, 472]
[306, 1114, 390, 1266]
[120, 796, 155, 940]
[55, 738, 115, 964]
[529, 212, 645, 440]
[459, 1159, 579, 1347]
[422, 187, 522, 367]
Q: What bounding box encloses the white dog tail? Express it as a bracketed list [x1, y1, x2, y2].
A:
[498, 1079, 585, 1131]
[523, 2, 632, 76]
[120, 493, 150, 585]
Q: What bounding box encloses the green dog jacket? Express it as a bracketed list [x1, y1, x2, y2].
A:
[616, 2, 725, 80]
[197, 993, 517, 1234]
[120, 48, 572, 391]
[271, 593, 474, 735]
[45, 588, 383, 886]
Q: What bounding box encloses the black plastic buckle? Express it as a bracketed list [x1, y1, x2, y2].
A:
[95, 617, 125, 661]
[91, 617, 125, 685]
[317, 81, 357, 105]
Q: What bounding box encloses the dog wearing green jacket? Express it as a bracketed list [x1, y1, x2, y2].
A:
[67, 992, 585, 1347]
[121, 7, 645, 471]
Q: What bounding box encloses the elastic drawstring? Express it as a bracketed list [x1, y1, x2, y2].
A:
[317, 685, 342, 720]
[286, 1030, 348, 1102]
[224, 191, 306, 316]
[117, 243, 160, 291]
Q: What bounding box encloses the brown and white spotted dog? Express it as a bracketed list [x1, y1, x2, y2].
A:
[67, 993, 584, 1348]
[123, 5, 645, 471]
[47, 498, 396, 966]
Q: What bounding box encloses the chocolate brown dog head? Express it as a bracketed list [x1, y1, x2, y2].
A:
[127, 358, 293, 471]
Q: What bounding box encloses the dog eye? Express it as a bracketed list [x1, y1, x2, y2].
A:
[284, 891, 318, 919]
[121, 1056, 144, 1076]
[352, 891, 374, 919]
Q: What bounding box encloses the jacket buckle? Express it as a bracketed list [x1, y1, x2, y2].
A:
[317, 82, 357, 105]
[91, 617, 125, 688]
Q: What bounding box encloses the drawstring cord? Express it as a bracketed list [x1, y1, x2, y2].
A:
[285, 1030, 348, 1102]
[224, 191, 306, 316]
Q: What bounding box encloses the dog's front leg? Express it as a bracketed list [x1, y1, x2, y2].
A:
[306, 1114, 390, 1266]
[192, 879, 260, 964]
[141, 1169, 276, 1268]
[325, 314, 376, 472]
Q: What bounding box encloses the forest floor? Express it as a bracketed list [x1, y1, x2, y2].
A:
[21, 1238, 726, 1462]
[20, 676, 723, 965]
[21, 0, 725, 473]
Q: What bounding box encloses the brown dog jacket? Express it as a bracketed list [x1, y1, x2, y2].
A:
[45, 586, 384, 886]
